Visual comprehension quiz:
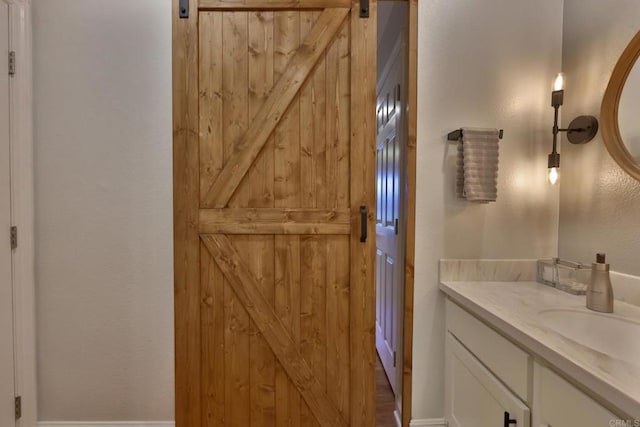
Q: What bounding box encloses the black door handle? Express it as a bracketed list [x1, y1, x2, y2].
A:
[360, 206, 367, 242]
[504, 412, 517, 427]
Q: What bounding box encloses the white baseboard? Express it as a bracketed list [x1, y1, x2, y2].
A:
[38, 423, 175, 427]
[410, 418, 448, 427]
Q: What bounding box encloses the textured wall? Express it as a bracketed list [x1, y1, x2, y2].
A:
[559, 0, 640, 276]
[34, 0, 174, 420]
[413, 0, 562, 419]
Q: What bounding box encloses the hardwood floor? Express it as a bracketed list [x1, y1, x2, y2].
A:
[376, 356, 397, 427]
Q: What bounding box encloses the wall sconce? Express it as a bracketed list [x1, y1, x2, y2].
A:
[548, 73, 599, 184]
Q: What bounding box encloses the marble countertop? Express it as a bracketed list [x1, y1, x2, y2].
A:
[440, 280, 640, 419]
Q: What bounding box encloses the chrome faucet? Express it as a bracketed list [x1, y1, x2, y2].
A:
[586, 253, 614, 313]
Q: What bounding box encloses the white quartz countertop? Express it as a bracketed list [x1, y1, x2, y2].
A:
[440, 280, 640, 419]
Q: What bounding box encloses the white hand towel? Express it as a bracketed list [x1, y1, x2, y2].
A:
[456, 127, 500, 202]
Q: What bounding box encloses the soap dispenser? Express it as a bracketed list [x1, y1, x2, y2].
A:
[586, 253, 614, 313]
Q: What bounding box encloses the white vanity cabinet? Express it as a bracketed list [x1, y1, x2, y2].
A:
[533, 363, 618, 427]
[445, 299, 622, 427]
[445, 300, 531, 427]
[446, 333, 531, 427]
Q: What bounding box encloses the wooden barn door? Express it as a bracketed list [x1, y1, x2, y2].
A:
[173, 1, 376, 426]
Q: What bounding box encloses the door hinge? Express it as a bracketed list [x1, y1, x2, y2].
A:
[10, 226, 17, 250]
[15, 396, 21, 420]
[179, 0, 189, 18]
[360, 0, 370, 18]
[393, 351, 397, 367]
[8, 51, 16, 76]
[394, 218, 399, 235]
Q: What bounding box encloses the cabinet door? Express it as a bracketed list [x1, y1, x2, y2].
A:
[446, 333, 530, 427]
[533, 363, 618, 427]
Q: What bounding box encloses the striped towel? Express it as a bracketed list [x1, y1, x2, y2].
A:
[455, 127, 500, 202]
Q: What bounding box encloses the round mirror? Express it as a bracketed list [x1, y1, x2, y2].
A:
[618, 60, 640, 161]
[601, 30, 640, 182]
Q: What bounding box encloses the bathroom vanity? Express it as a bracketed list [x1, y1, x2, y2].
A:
[440, 279, 640, 427]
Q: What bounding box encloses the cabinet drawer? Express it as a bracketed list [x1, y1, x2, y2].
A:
[446, 333, 530, 427]
[534, 363, 618, 427]
[446, 299, 531, 401]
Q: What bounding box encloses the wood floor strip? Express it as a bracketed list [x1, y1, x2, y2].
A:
[201, 234, 348, 427]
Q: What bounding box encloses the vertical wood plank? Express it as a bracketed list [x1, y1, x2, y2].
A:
[300, 235, 326, 427]
[222, 12, 251, 427]
[247, 11, 275, 210]
[326, 236, 350, 420]
[274, 10, 302, 427]
[402, 1, 418, 426]
[297, 12, 318, 427]
[200, 12, 224, 206]
[325, 18, 350, 210]
[223, 270, 251, 427]
[274, 11, 301, 208]
[173, 0, 201, 425]
[274, 235, 301, 426]
[350, 0, 377, 425]
[236, 235, 276, 427]
[325, 15, 351, 423]
[201, 242, 225, 426]
[300, 12, 327, 209]
[233, 11, 275, 208]
[247, 10, 277, 427]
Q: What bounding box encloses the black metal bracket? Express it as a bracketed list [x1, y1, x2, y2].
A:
[360, 0, 370, 18]
[447, 128, 504, 141]
[179, 0, 189, 19]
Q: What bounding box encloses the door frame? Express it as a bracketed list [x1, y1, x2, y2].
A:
[375, 2, 418, 427]
[401, 1, 417, 426]
[172, 0, 417, 425]
[4, 1, 36, 425]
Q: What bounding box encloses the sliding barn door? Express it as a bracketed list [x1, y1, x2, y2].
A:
[173, 1, 376, 426]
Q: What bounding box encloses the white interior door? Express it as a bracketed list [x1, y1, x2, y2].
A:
[375, 36, 405, 396]
[0, 2, 16, 426]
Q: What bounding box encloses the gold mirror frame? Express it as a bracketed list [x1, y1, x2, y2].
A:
[601, 30, 640, 182]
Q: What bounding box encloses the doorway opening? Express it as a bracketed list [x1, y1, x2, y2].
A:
[375, 1, 417, 426]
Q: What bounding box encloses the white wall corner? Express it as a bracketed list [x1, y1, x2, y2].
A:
[38, 423, 175, 427]
[7, 1, 37, 427]
[410, 418, 448, 427]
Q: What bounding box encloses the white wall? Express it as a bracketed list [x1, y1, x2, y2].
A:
[413, 0, 563, 419]
[33, 0, 174, 421]
[559, 0, 640, 276]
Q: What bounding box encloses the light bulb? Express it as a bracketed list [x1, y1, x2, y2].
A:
[549, 167, 559, 185]
[554, 73, 565, 91]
